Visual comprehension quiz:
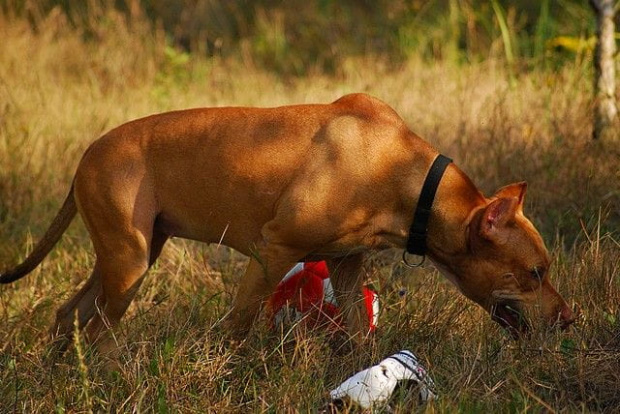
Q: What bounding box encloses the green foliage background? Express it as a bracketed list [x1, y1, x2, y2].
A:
[1, 0, 605, 74]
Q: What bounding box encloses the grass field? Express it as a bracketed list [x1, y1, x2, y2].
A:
[1, 8, 619, 413]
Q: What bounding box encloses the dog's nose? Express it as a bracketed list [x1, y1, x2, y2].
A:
[558, 303, 578, 330]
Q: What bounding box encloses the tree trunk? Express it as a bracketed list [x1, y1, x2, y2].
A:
[590, 0, 619, 140]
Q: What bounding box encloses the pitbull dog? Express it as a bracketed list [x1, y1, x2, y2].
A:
[1, 94, 575, 354]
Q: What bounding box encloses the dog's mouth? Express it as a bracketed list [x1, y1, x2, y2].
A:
[491, 301, 530, 339]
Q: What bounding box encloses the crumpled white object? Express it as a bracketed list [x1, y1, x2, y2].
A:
[329, 350, 436, 409]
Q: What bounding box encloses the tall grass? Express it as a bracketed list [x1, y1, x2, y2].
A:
[0, 6, 619, 413]
[5, 0, 598, 74]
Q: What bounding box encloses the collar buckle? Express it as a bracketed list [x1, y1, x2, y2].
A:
[402, 250, 425, 268]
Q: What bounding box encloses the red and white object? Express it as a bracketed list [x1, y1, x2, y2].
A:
[269, 261, 379, 332]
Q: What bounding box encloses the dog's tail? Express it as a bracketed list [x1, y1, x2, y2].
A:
[0, 185, 77, 284]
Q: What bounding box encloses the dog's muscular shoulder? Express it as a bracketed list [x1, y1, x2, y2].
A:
[263, 94, 429, 254]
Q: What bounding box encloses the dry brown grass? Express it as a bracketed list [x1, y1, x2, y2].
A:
[1, 9, 619, 414]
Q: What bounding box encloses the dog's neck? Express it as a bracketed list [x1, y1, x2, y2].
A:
[425, 164, 486, 269]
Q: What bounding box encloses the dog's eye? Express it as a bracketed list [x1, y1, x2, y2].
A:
[530, 266, 544, 280]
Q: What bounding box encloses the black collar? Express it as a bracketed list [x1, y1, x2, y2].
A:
[405, 154, 452, 257]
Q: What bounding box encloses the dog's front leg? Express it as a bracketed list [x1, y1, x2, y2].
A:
[327, 253, 371, 342]
[227, 241, 306, 337]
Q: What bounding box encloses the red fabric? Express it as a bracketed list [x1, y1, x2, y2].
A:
[269, 261, 377, 331]
[364, 287, 378, 331]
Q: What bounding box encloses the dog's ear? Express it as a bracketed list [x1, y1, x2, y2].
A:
[479, 197, 520, 242]
[493, 182, 527, 213]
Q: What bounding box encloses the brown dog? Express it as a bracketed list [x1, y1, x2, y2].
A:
[1, 94, 574, 353]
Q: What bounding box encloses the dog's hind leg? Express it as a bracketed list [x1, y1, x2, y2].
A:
[50, 265, 103, 352]
[70, 184, 158, 360]
[83, 231, 151, 358]
[49, 230, 166, 355]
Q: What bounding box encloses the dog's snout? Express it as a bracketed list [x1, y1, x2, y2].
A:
[557, 303, 578, 330]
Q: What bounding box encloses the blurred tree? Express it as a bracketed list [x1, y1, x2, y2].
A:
[589, 0, 619, 140]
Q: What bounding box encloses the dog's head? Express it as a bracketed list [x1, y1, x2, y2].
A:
[434, 182, 576, 337]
